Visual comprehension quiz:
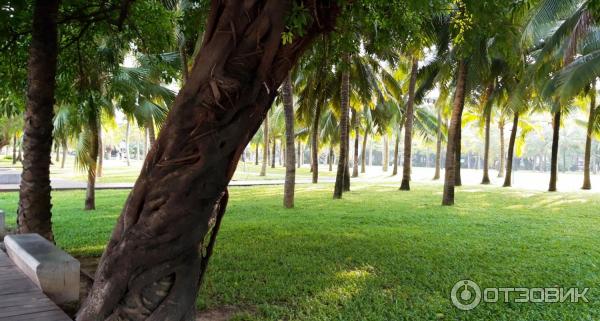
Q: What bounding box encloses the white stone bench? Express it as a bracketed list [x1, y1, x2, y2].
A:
[4, 233, 80, 304]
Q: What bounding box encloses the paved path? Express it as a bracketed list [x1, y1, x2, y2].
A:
[0, 250, 71, 321]
[0, 178, 336, 193]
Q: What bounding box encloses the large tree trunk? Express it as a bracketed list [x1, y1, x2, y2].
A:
[282, 73, 296, 208]
[311, 104, 321, 183]
[61, 139, 67, 169]
[433, 110, 442, 180]
[17, 0, 60, 242]
[392, 128, 400, 176]
[334, 61, 350, 199]
[497, 118, 505, 177]
[125, 119, 131, 166]
[583, 89, 595, 190]
[442, 60, 467, 206]
[78, 2, 337, 320]
[549, 111, 561, 192]
[481, 83, 494, 185]
[361, 133, 367, 173]
[97, 124, 103, 178]
[382, 135, 389, 172]
[260, 117, 269, 176]
[400, 56, 418, 190]
[503, 113, 519, 187]
[352, 109, 359, 178]
[85, 115, 100, 211]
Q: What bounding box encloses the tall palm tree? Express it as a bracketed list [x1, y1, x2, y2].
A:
[282, 73, 296, 208]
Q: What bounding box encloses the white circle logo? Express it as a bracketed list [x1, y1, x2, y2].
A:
[451, 280, 482, 310]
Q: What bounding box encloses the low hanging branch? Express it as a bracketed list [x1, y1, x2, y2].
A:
[77, 1, 339, 320]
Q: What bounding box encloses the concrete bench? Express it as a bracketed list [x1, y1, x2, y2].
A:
[4, 233, 80, 304]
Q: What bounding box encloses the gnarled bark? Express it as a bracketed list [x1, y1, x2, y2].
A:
[17, 0, 60, 242]
[77, 2, 338, 320]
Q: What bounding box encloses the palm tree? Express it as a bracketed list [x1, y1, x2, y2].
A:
[282, 73, 296, 208]
[334, 56, 350, 199]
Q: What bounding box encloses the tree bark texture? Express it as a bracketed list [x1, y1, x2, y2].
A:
[77, 2, 338, 320]
[352, 109, 359, 178]
[481, 82, 494, 185]
[17, 0, 60, 242]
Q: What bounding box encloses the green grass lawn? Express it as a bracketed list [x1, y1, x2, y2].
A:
[1, 183, 599, 320]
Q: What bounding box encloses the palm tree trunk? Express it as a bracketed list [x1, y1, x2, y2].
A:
[400, 56, 418, 190]
[97, 124, 103, 178]
[549, 111, 561, 192]
[334, 64, 350, 199]
[260, 117, 269, 176]
[17, 0, 59, 242]
[271, 137, 276, 168]
[147, 118, 156, 148]
[481, 83, 494, 184]
[61, 139, 67, 169]
[352, 109, 359, 178]
[454, 120, 463, 186]
[433, 110, 442, 180]
[497, 118, 505, 177]
[583, 89, 595, 190]
[297, 140, 302, 168]
[55, 142, 60, 163]
[328, 145, 334, 172]
[85, 117, 100, 211]
[12, 134, 17, 165]
[125, 119, 131, 166]
[503, 113, 519, 187]
[442, 60, 468, 206]
[311, 104, 321, 183]
[255, 144, 259, 165]
[382, 135, 389, 172]
[282, 74, 296, 208]
[392, 128, 400, 176]
[361, 133, 367, 173]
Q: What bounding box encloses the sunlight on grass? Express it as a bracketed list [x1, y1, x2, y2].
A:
[1, 183, 600, 320]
